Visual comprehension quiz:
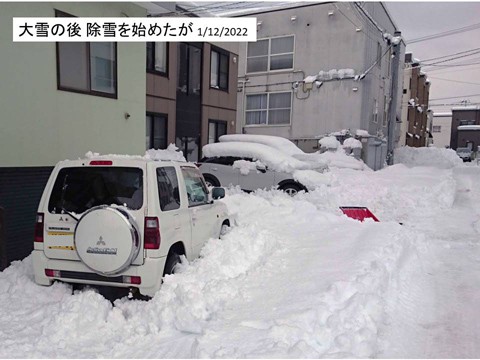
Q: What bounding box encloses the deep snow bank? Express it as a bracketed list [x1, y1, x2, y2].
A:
[394, 146, 463, 169]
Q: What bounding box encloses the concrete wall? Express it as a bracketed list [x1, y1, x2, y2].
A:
[0, 2, 147, 167]
[236, 2, 402, 148]
[432, 114, 452, 148]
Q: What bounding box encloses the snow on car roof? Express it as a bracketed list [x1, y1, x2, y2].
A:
[83, 144, 187, 162]
[202, 141, 313, 173]
[219, 134, 304, 156]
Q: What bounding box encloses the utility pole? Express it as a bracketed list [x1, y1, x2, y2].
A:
[386, 31, 402, 165]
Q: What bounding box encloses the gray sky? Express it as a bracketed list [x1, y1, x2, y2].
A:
[385, 2, 480, 113]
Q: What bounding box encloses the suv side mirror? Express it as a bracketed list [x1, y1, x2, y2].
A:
[212, 187, 225, 200]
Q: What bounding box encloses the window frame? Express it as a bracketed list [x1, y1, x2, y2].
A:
[208, 119, 228, 143]
[147, 42, 169, 77]
[246, 35, 295, 74]
[146, 112, 168, 150]
[55, 9, 118, 99]
[180, 166, 210, 208]
[245, 91, 292, 127]
[210, 46, 229, 92]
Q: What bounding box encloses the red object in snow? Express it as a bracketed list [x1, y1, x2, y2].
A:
[340, 207, 379, 222]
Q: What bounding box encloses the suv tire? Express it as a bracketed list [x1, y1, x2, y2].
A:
[163, 252, 181, 276]
[280, 183, 302, 196]
[203, 174, 220, 187]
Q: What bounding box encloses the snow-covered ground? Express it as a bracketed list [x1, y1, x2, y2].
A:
[1, 150, 480, 358]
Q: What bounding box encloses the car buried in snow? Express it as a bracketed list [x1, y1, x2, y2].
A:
[32, 155, 230, 299]
[197, 141, 328, 195]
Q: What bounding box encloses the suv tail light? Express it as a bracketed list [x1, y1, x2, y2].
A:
[144, 217, 160, 249]
[34, 213, 44, 243]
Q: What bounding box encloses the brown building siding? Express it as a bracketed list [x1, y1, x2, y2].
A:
[145, 42, 238, 160]
[450, 109, 480, 150]
[405, 64, 430, 147]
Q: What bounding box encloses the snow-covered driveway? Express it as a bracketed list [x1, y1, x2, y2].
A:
[0, 160, 479, 358]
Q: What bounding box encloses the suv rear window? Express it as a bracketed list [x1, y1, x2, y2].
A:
[200, 156, 244, 166]
[48, 167, 143, 214]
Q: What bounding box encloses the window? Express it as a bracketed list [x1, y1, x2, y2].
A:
[210, 49, 229, 90]
[247, 36, 294, 73]
[157, 167, 181, 211]
[147, 42, 168, 75]
[146, 113, 167, 150]
[56, 11, 116, 97]
[48, 167, 143, 214]
[208, 120, 227, 143]
[181, 167, 209, 207]
[177, 44, 202, 95]
[246, 92, 291, 126]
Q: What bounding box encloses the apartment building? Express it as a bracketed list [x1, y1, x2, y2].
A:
[450, 106, 480, 151]
[399, 53, 431, 147]
[146, 41, 238, 161]
[0, 2, 238, 267]
[235, 2, 405, 166]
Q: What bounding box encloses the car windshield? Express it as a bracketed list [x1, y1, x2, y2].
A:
[48, 167, 143, 214]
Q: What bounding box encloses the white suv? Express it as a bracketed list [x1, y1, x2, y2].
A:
[33, 156, 230, 298]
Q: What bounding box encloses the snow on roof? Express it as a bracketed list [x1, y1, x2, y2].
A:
[219, 134, 304, 156]
[84, 144, 187, 162]
[458, 125, 480, 131]
[452, 106, 479, 111]
[202, 141, 314, 173]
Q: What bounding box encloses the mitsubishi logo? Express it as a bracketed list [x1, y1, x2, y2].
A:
[96, 236, 106, 246]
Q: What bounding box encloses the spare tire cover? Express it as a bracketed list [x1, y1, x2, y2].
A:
[74, 206, 140, 276]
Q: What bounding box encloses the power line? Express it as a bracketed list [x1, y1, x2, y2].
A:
[420, 47, 480, 63]
[429, 93, 480, 101]
[428, 76, 480, 86]
[406, 21, 480, 44]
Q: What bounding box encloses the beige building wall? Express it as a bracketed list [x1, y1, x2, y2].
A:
[0, 2, 147, 167]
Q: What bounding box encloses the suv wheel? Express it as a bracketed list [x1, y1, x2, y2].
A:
[163, 252, 181, 276]
[280, 183, 302, 196]
[203, 174, 220, 187]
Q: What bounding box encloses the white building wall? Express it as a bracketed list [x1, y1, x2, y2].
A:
[237, 3, 402, 151]
[432, 114, 452, 148]
[0, 2, 147, 167]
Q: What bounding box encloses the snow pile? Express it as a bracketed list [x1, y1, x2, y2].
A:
[319, 136, 341, 150]
[303, 75, 318, 83]
[219, 134, 303, 156]
[233, 160, 263, 175]
[395, 146, 463, 169]
[343, 137, 362, 149]
[203, 142, 317, 173]
[317, 69, 355, 81]
[2, 160, 480, 357]
[84, 144, 186, 162]
[145, 144, 186, 162]
[356, 129, 371, 137]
